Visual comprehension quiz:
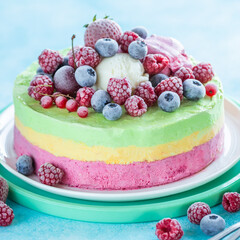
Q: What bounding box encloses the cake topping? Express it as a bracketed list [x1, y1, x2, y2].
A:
[131, 26, 148, 39]
[119, 31, 140, 53]
[174, 67, 195, 82]
[66, 99, 78, 112]
[40, 95, 53, 109]
[103, 103, 122, 121]
[125, 95, 147, 117]
[95, 38, 118, 58]
[150, 73, 168, 87]
[205, 83, 218, 97]
[0, 177, 8, 203]
[55, 96, 68, 109]
[91, 90, 111, 113]
[16, 155, 35, 176]
[128, 40, 148, 60]
[158, 91, 180, 113]
[192, 63, 214, 84]
[74, 65, 97, 87]
[0, 201, 14, 227]
[77, 106, 89, 118]
[76, 87, 95, 107]
[183, 79, 206, 101]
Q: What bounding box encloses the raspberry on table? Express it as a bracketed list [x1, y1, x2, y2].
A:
[38, 163, 64, 186]
[0, 177, 8, 203]
[192, 63, 214, 84]
[107, 77, 132, 105]
[155, 218, 184, 240]
[40, 96, 53, 109]
[76, 87, 95, 107]
[205, 83, 218, 97]
[125, 95, 147, 117]
[0, 201, 14, 226]
[143, 54, 169, 75]
[119, 31, 140, 53]
[28, 75, 54, 101]
[222, 192, 240, 213]
[187, 202, 211, 224]
[77, 106, 89, 118]
[155, 77, 183, 100]
[38, 49, 63, 74]
[174, 67, 195, 82]
[134, 81, 157, 107]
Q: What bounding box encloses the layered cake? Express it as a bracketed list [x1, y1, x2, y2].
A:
[13, 17, 224, 190]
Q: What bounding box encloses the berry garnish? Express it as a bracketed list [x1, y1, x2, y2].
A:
[103, 103, 122, 121]
[187, 202, 211, 225]
[222, 192, 240, 213]
[155, 218, 184, 240]
[91, 90, 111, 113]
[134, 81, 157, 107]
[75, 66, 97, 87]
[52, 92, 62, 102]
[77, 106, 89, 118]
[76, 87, 95, 107]
[131, 26, 148, 39]
[95, 38, 118, 58]
[158, 91, 180, 113]
[183, 79, 206, 101]
[174, 67, 195, 82]
[38, 163, 64, 186]
[55, 96, 68, 109]
[119, 31, 140, 53]
[107, 77, 132, 105]
[0, 201, 14, 226]
[0, 177, 8, 203]
[128, 40, 148, 60]
[66, 99, 78, 112]
[125, 95, 147, 117]
[143, 54, 169, 75]
[40, 96, 53, 108]
[192, 63, 214, 84]
[150, 73, 168, 88]
[16, 155, 34, 176]
[205, 83, 218, 97]
[38, 49, 63, 74]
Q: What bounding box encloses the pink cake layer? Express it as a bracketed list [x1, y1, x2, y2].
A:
[14, 127, 224, 190]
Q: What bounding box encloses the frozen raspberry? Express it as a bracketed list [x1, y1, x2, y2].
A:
[143, 54, 169, 75]
[205, 83, 218, 97]
[119, 31, 140, 53]
[155, 77, 183, 100]
[38, 163, 64, 186]
[76, 87, 95, 107]
[107, 77, 132, 105]
[55, 96, 68, 109]
[174, 67, 195, 82]
[77, 106, 89, 118]
[28, 75, 54, 101]
[0, 201, 14, 226]
[67, 46, 81, 56]
[0, 177, 8, 203]
[66, 99, 78, 112]
[192, 63, 214, 84]
[222, 192, 240, 213]
[38, 49, 63, 74]
[125, 95, 147, 117]
[187, 202, 211, 224]
[155, 218, 183, 240]
[40, 96, 53, 108]
[68, 46, 101, 69]
[134, 81, 157, 107]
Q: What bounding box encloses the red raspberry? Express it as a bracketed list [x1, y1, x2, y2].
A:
[192, 63, 214, 84]
[0, 177, 8, 203]
[67, 46, 81, 56]
[38, 163, 64, 186]
[143, 54, 169, 75]
[205, 83, 218, 97]
[0, 201, 14, 226]
[155, 218, 183, 240]
[28, 75, 54, 101]
[77, 106, 89, 118]
[134, 81, 157, 107]
[107, 77, 132, 105]
[38, 49, 63, 74]
[68, 46, 101, 69]
[125, 95, 147, 117]
[174, 67, 195, 82]
[222, 192, 240, 213]
[119, 31, 140, 52]
[40, 96, 53, 108]
[55, 96, 68, 109]
[187, 202, 211, 224]
[66, 99, 78, 112]
[155, 77, 183, 100]
[76, 87, 95, 107]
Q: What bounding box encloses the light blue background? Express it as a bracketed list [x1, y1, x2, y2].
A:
[0, 0, 240, 239]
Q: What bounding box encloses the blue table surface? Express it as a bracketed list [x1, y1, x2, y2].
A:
[0, 0, 240, 239]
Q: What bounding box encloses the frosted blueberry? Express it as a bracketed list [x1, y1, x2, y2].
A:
[36, 66, 53, 80]
[62, 56, 69, 66]
[128, 40, 147, 60]
[131, 26, 148, 39]
[95, 38, 118, 57]
[75, 65, 97, 87]
[158, 91, 180, 112]
[103, 103, 122, 121]
[150, 74, 168, 87]
[91, 90, 111, 113]
[183, 79, 206, 101]
[16, 155, 34, 176]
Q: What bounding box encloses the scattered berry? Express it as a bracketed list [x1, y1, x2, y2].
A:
[134, 81, 157, 107]
[128, 40, 147, 60]
[158, 91, 180, 112]
[77, 106, 89, 118]
[222, 192, 240, 213]
[150, 73, 168, 88]
[125, 95, 147, 117]
[143, 54, 169, 75]
[155, 77, 183, 100]
[76, 87, 95, 107]
[0, 201, 14, 226]
[119, 31, 140, 53]
[200, 214, 225, 236]
[91, 90, 112, 113]
[28, 75, 54, 101]
[103, 103, 122, 121]
[107, 77, 132, 105]
[155, 218, 184, 240]
[205, 83, 218, 97]
[192, 63, 214, 84]
[0, 178, 8, 203]
[187, 202, 211, 225]
[16, 155, 34, 176]
[183, 79, 206, 101]
[95, 38, 118, 57]
[75, 66, 97, 87]
[174, 67, 195, 82]
[38, 163, 64, 186]
[55, 96, 68, 109]
[40, 96, 53, 108]
[66, 99, 78, 112]
[38, 49, 63, 74]
[131, 26, 148, 39]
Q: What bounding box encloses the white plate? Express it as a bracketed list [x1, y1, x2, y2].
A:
[0, 99, 240, 202]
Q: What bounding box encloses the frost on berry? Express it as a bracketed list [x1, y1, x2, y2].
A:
[0, 201, 14, 226]
[0, 178, 8, 203]
[174, 67, 195, 82]
[222, 192, 240, 213]
[125, 95, 147, 117]
[119, 31, 140, 52]
[76, 87, 95, 107]
[192, 63, 214, 84]
[187, 202, 211, 224]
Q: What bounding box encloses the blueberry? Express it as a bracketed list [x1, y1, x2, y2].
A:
[36, 66, 53, 80]
[75, 65, 97, 87]
[95, 38, 118, 57]
[183, 79, 206, 101]
[62, 57, 69, 66]
[200, 214, 225, 236]
[128, 40, 148, 60]
[103, 103, 122, 121]
[150, 74, 168, 87]
[16, 155, 34, 176]
[131, 26, 148, 39]
[158, 91, 180, 112]
[91, 90, 112, 113]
